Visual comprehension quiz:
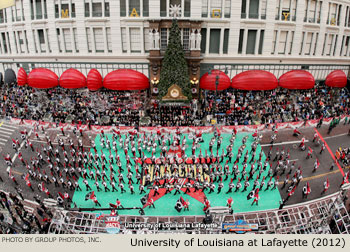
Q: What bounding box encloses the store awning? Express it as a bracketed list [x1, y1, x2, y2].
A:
[87, 69, 103, 91]
[325, 70, 347, 88]
[59, 68, 86, 89]
[17, 68, 27, 86]
[279, 70, 315, 89]
[27, 68, 59, 89]
[199, 70, 231, 91]
[231, 70, 278, 90]
[4, 68, 16, 85]
[103, 69, 149, 90]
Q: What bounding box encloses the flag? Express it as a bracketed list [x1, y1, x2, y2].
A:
[288, 185, 296, 196]
[85, 191, 95, 201]
[0, 0, 15, 10]
[306, 182, 311, 194]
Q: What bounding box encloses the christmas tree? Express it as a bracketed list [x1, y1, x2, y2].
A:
[158, 19, 191, 100]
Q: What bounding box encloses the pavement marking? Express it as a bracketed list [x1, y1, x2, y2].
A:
[11, 129, 33, 164]
[0, 123, 18, 129]
[277, 170, 340, 184]
[289, 159, 299, 162]
[0, 129, 14, 134]
[261, 139, 309, 147]
[323, 133, 349, 140]
[314, 128, 345, 177]
[0, 138, 8, 141]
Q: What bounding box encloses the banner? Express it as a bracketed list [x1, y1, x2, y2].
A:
[0, 0, 15, 10]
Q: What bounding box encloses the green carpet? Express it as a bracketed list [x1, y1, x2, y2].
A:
[72, 132, 281, 216]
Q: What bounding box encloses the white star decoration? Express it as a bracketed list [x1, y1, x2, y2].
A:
[169, 4, 181, 17]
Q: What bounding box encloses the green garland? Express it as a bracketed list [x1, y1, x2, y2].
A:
[158, 19, 192, 101]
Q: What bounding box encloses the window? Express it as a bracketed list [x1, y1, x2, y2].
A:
[313, 33, 318, 55]
[129, 0, 140, 16]
[92, 2, 102, 17]
[224, 0, 231, 18]
[241, 0, 247, 18]
[210, 0, 222, 18]
[321, 33, 327, 55]
[120, 0, 126, 16]
[160, 28, 168, 50]
[56, 29, 62, 52]
[105, 2, 110, 17]
[85, 2, 90, 17]
[285, 33, 292, 54]
[143, 0, 149, 16]
[304, 32, 313, 55]
[86, 28, 92, 52]
[249, 0, 259, 19]
[261, 0, 267, 19]
[299, 32, 305, 55]
[63, 28, 72, 52]
[326, 34, 333, 55]
[182, 28, 190, 50]
[1, 33, 8, 53]
[160, 0, 166, 17]
[258, 30, 264, 54]
[209, 29, 220, 54]
[344, 36, 350, 56]
[246, 30, 257, 54]
[144, 28, 151, 52]
[130, 28, 141, 53]
[55, 2, 74, 18]
[223, 29, 229, 54]
[202, 0, 208, 17]
[93, 28, 104, 52]
[184, 0, 191, 17]
[121, 27, 127, 52]
[200, 28, 207, 53]
[106, 27, 112, 52]
[278, 31, 288, 54]
[73, 28, 79, 52]
[271, 30, 277, 54]
[333, 35, 338, 56]
[238, 29, 244, 54]
[38, 29, 45, 44]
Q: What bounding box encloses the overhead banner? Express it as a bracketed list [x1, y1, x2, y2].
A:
[0, 0, 15, 10]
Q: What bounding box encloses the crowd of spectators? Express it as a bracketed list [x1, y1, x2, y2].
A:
[201, 83, 350, 125]
[0, 82, 349, 127]
[0, 191, 51, 234]
[0, 84, 147, 126]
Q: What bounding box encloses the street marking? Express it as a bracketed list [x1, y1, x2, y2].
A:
[323, 133, 349, 140]
[278, 170, 341, 184]
[289, 159, 299, 162]
[314, 128, 344, 177]
[261, 139, 309, 147]
[0, 130, 13, 134]
[11, 129, 33, 164]
[0, 138, 8, 142]
[0, 123, 18, 129]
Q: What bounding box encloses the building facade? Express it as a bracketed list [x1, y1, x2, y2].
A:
[0, 0, 350, 82]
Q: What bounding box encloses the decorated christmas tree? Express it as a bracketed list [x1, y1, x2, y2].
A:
[158, 19, 191, 100]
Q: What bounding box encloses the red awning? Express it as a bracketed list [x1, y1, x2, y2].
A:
[103, 69, 149, 90]
[279, 70, 315, 90]
[87, 69, 103, 91]
[59, 68, 86, 89]
[325, 70, 347, 88]
[27, 68, 59, 89]
[200, 70, 231, 91]
[17, 67, 27, 86]
[231, 70, 278, 90]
